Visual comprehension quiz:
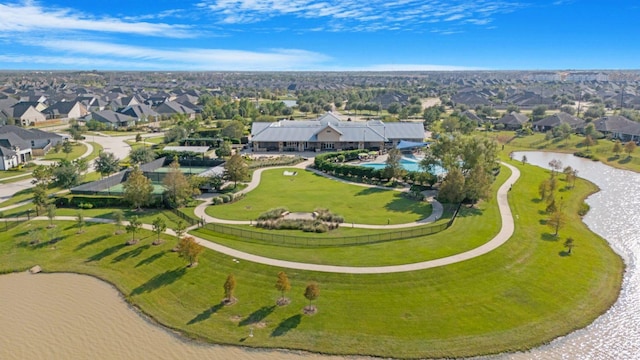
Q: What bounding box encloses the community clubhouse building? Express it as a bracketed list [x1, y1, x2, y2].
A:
[250, 113, 425, 152]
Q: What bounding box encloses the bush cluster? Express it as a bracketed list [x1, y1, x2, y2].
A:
[257, 207, 289, 220]
[314, 208, 345, 223]
[211, 192, 245, 205]
[256, 219, 340, 233]
[247, 156, 304, 169]
[56, 195, 126, 208]
[574, 151, 599, 161]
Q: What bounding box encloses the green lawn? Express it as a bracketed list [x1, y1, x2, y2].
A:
[0, 160, 623, 359]
[492, 130, 640, 173]
[191, 166, 508, 266]
[86, 141, 104, 161]
[206, 168, 433, 225]
[41, 142, 87, 161]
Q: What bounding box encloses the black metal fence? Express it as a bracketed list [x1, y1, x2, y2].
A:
[200, 203, 461, 247]
[168, 208, 199, 226]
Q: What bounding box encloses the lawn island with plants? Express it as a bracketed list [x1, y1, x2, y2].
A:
[0, 134, 624, 359]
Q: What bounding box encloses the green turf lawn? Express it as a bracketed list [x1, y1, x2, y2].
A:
[191, 165, 508, 266]
[0, 169, 30, 180]
[491, 130, 640, 173]
[85, 141, 104, 161]
[206, 168, 433, 225]
[0, 160, 623, 359]
[41, 142, 87, 161]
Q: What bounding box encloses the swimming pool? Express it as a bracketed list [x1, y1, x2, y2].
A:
[360, 157, 446, 175]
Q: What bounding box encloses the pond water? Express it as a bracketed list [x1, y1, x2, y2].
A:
[500, 151, 640, 359]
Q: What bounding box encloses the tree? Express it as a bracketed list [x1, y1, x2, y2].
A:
[52, 159, 82, 189]
[521, 155, 528, 165]
[152, 217, 167, 245]
[76, 212, 85, 233]
[224, 154, 248, 188]
[163, 160, 198, 208]
[221, 120, 244, 139]
[125, 215, 142, 244]
[135, 133, 142, 143]
[33, 183, 49, 214]
[215, 141, 232, 158]
[224, 274, 236, 303]
[612, 140, 623, 157]
[206, 174, 224, 192]
[46, 204, 56, 228]
[383, 148, 404, 181]
[437, 167, 465, 204]
[532, 105, 547, 121]
[32, 165, 54, 187]
[547, 209, 566, 236]
[563, 166, 577, 189]
[174, 220, 186, 239]
[123, 166, 154, 210]
[94, 152, 120, 178]
[112, 209, 125, 234]
[464, 162, 491, 203]
[129, 146, 156, 165]
[176, 236, 203, 267]
[557, 123, 572, 146]
[304, 282, 320, 311]
[624, 141, 637, 157]
[582, 135, 596, 151]
[548, 159, 563, 176]
[62, 141, 73, 158]
[564, 238, 575, 255]
[275, 271, 291, 305]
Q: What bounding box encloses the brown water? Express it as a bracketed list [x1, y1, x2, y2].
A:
[0, 272, 357, 360]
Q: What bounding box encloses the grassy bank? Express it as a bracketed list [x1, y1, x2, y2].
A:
[0, 159, 623, 358]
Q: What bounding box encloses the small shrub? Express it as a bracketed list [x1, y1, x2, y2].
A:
[212, 197, 224, 205]
[578, 202, 590, 217]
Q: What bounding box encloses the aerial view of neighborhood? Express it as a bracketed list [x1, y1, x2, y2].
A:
[1, 1, 639, 360]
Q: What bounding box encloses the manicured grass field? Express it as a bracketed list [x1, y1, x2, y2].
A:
[191, 166, 509, 266]
[206, 168, 433, 225]
[0, 161, 623, 359]
[41, 142, 87, 161]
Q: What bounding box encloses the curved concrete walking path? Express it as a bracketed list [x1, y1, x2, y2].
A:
[193, 159, 444, 229]
[5, 162, 519, 274]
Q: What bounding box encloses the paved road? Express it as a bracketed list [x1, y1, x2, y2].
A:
[193, 159, 445, 229]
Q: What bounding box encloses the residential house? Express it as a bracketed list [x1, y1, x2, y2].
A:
[2, 103, 46, 126]
[0, 125, 63, 162]
[118, 104, 160, 125]
[533, 112, 585, 132]
[585, 115, 640, 142]
[42, 101, 88, 120]
[155, 100, 196, 119]
[84, 110, 136, 129]
[495, 111, 529, 130]
[250, 112, 424, 152]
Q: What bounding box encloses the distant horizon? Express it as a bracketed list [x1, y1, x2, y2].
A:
[1, 1, 639, 71]
[1, 69, 639, 73]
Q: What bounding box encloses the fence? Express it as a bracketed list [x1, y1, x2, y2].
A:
[201, 203, 461, 247]
[168, 208, 199, 226]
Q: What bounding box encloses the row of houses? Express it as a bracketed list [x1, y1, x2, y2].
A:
[494, 111, 640, 142]
[0, 91, 198, 129]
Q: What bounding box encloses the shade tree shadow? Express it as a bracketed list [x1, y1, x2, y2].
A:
[86, 243, 127, 262]
[75, 234, 110, 251]
[383, 196, 433, 218]
[355, 187, 386, 196]
[559, 250, 571, 257]
[130, 267, 187, 296]
[454, 205, 483, 218]
[112, 244, 150, 263]
[541, 233, 559, 242]
[187, 303, 224, 325]
[135, 250, 167, 267]
[271, 314, 302, 337]
[239, 305, 276, 327]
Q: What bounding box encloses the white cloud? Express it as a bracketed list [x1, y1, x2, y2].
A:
[26, 39, 331, 70]
[197, 0, 526, 32]
[359, 63, 484, 71]
[0, 1, 193, 38]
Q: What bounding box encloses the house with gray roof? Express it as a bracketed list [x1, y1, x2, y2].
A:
[155, 100, 196, 119]
[250, 112, 424, 152]
[584, 115, 640, 142]
[495, 111, 529, 130]
[533, 112, 585, 132]
[2, 103, 46, 126]
[118, 104, 160, 124]
[42, 100, 88, 120]
[0, 125, 64, 168]
[84, 110, 136, 129]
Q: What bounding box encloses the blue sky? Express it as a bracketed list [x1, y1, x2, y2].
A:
[0, 0, 638, 71]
